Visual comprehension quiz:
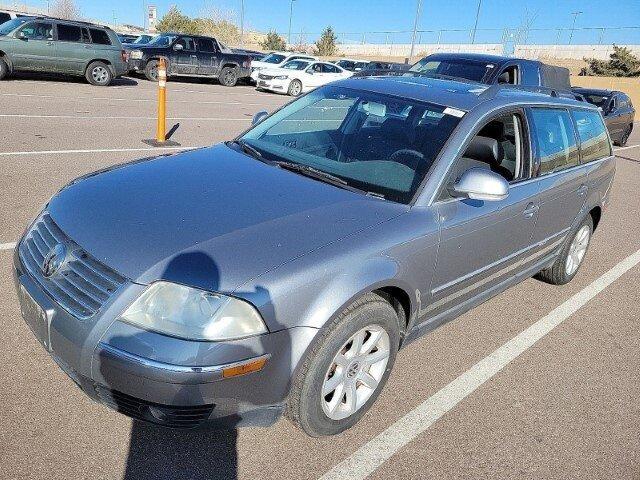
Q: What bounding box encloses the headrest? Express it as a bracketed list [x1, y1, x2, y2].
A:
[464, 136, 500, 164]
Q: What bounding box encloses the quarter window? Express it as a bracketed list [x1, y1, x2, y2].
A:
[89, 28, 111, 45]
[19, 22, 53, 40]
[531, 108, 579, 175]
[197, 38, 216, 52]
[572, 109, 612, 162]
[57, 24, 82, 42]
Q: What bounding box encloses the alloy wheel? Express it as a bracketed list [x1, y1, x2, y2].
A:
[92, 66, 109, 84]
[565, 225, 590, 276]
[321, 325, 390, 421]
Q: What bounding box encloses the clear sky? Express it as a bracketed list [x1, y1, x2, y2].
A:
[19, 0, 640, 44]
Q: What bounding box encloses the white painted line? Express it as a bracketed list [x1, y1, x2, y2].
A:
[0, 146, 200, 157]
[0, 114, 248, 121]
[0, 242, 16, 251]
[320, 248, 640, 480]
[614, 144, 640, 152]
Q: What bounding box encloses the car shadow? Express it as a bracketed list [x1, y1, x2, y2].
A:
[615, 153, 640, 164]
[96, 251, 289, 480]
[7, 71, 138, 86]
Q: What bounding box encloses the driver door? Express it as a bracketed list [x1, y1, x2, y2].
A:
[11, 21, 55, 71]
[304, 63, 326, 89]
[171, 36, 197, 75]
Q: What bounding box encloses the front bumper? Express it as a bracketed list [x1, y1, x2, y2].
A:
[13, 239, 318, 428]
[256, 77, 289, 94]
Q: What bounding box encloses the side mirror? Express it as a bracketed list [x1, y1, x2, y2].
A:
[252, 110, 269, 126]
[173, 44, 184, 51]
[17, 31, 27, 40]
[450, 168, 509, 202]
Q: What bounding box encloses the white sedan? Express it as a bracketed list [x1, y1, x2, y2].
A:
[255, 60, 353, 96]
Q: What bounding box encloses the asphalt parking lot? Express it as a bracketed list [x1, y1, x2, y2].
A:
[1, 74, 639, 480]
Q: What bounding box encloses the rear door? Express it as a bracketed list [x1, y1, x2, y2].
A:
[171, 36, 197, 75]
[10, 20, 55, 71]
[195, 37, 219, 76]
[54, 22, 87, 74]
[528, 107, 588, 246]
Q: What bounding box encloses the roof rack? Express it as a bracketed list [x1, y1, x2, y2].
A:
[31, 15, 111, 29]
[479, 84, 569, 100]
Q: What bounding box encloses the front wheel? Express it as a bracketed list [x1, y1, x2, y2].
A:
[219, 66, 238, 87]
[0, 57, 9, 80]
[286, 293, 400, 437]
[288, 79, 303, 96]
[144, 60, 159, 82]
[535, 215, 593, 285]
[86, 61, 113, 86]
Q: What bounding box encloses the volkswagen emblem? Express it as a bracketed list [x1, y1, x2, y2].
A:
[42, 243, 67, 278]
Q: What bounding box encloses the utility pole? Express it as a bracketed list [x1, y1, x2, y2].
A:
[470, 0, 482, 44]
[288, 0, 296, 48]
[409, 0, 423, 60]
[568, 11, 582, 45]
[240, 0, 245, 48]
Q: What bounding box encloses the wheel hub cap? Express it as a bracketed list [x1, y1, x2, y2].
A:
[565, 225, 590, 276]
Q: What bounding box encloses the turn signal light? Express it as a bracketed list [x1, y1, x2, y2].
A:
[222, 357, 268, 379]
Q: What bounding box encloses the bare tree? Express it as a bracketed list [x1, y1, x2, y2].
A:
[516, 7, 539, 44]
[197, 3, 240, 45]
[50, 0, 81, 20]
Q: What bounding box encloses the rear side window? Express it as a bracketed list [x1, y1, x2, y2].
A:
[531, 108, 579, 175]
[57, 24, 82, 42]
[197, 38, 216, 52]
[572, 109, 612, 162]
[0, 12, 11, 23]
[321, 63, 340, 73]
[89, 28, 111, 45]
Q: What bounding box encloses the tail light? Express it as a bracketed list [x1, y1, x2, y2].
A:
[121, 50, 128, 62]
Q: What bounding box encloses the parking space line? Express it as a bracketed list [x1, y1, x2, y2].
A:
[0, 146, 199, 157]
[319, 248, 640, 480]
[0, 242, 16, 251]
[614, 144, 640, 152]
[0, 114, 248, 121]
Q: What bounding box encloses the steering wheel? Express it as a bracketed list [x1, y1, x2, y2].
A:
[389, 149, 425, 170]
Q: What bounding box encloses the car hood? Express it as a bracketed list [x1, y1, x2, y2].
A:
[48, 144, 407, 293]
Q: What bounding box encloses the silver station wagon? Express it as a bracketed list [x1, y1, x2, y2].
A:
[13, 76, 614, 437]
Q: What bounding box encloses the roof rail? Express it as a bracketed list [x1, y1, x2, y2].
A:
[479, 84, 568, 100]
[31, 15, 111, 29]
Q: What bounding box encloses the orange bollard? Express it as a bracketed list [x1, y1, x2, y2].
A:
[144, 57, 179, 147]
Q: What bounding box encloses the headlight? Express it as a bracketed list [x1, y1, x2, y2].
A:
[129, 50, 143, 60]
[275, 75, 289, 80]
[117, 281, 268, 341]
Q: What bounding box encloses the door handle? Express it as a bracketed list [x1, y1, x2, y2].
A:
[523, 203, 539, 218]
[191, 55, 198, 58]
[577, 184, 588, 196]
[46, 41, 53, 46]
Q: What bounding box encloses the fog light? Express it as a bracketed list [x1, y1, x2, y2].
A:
[222, 356, 268, 378]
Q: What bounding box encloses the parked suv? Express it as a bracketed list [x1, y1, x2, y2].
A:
[14, 77, 614, 437]
[0, 16, 127, 85]
[572, 87, 635, 146]
[127, 33, 251, 86]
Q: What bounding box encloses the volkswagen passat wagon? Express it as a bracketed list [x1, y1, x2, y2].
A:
[14, 77, 615, 436]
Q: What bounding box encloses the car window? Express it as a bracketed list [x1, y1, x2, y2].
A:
[0, 17, 30, 35]
[337, 60, 354, 70]
[89, 28, 111, 45]
[0, 12, 11, 23]
[175, 37, 195, 51]
[322, 63, 340, 74]
[241, 85, 462, 204]
[197, 38, 217, 52]
[410, 57, 495, 82]
[262, 53, 286, 64]
[531, 108, 579, 175]
[19, 22, 53, 40]
[81, 27, 90, 43]
[281, 60, 309, 70]
[572, 109, 612, 163]
[308, 63, 323, 73]
[57, 24, 82, 42]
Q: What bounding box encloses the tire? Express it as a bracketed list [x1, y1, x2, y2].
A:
[535, 215, 594, 285]
[0, 57, 8, 81]
[85, 61, 113, 86]
[286, 292, 400, 437]
[288, 79, 303, 97]
[615, 125, 632, 147]
[219, 66, 238, 87]
[144, 60, 159, 82]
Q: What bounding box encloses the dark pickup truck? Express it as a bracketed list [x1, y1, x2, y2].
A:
[127, 33, 251, 86]
[408, 53, 571, 91]
[353, 61, 411, 77]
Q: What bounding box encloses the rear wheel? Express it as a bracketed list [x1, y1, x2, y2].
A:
[219, 66, 238, 87]
[144, 60, 159, 82]
[286, 292, 400, 437]
[85, 61, 113, 86]
[288, 79, 303, 96]
[535, 215, 593, 285]
[0, 57, 8, 80]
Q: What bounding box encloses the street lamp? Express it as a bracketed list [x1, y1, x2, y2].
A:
[470, 0, 482, 44]
[240, 0, 245, 48]
[409, 0, 423, 60]
[568, 11, 582, 45]
[288, 0, 296, 48]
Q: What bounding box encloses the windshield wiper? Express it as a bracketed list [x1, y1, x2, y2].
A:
[227, 140, 275, 165]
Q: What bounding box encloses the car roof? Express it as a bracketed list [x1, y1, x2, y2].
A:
[334, 75, 593, 112]
[572, 87, 618, 96]
[30, 16, 111, 29]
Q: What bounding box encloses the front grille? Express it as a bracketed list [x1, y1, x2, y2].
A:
[95, 385, 215, 428]
[258, 73, 274, 80]
[18, 213, 127, 319]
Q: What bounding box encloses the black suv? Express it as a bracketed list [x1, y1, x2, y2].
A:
[572, 87, 635, 146]
[127, 33, 251, 86]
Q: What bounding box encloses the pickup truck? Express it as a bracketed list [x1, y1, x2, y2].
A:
[127, 32, 251, 86]
[408, 53, 572, 91]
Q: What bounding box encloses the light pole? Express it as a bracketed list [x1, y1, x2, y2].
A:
[240, 0, 245, 48]
[470, 0, 482, 44]
[288, 0, 296, 48]
[568, 11, 582, 45]
[409, 0, 423, 60]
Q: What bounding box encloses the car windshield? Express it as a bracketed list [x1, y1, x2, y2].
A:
[132, 35, 152, 44]
[240, 85, 461, 203]
[409, 58, 495, 82]
[147, 34, 177, 46]
[281, 60, 310, 70]
[262, 53, 286, 64]
[0, 17, 29, 35]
